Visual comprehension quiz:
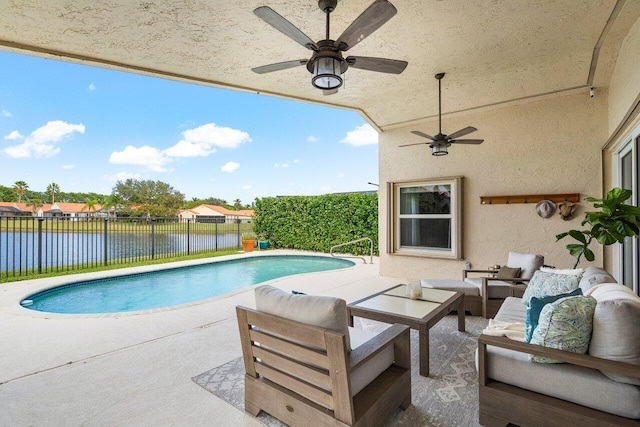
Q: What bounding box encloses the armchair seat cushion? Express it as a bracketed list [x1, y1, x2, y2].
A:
[348, 327, 395, 396]
[464, 278, 512, 299]
[421, 278, 480, 296]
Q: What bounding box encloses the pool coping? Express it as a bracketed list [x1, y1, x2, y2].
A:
[0, 249, 360, 319]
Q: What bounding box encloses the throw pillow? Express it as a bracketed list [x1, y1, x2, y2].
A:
[521, 270, 580, 305]
[529, 295, 597, 363]
[496, 266, 521, 280]
[540, 266, 583, 278]
[525, 288, 583, 342]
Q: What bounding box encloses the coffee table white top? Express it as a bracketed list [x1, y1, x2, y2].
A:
[351, 286, 457, 319]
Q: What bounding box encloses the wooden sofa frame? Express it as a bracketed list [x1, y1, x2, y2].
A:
[478, 334, 640, 426]
[462, 269, 530, 318]
[236, 306, 412, 427]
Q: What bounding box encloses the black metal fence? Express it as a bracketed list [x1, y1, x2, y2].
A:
[0, 217, 253, 282]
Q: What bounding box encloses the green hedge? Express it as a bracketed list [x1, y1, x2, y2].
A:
[253, 193, 378, 255]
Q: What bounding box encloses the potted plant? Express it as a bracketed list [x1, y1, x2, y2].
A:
[241, 233, 256, 252]
[257, 233, 269, 250]
[556, 187, 640, 268]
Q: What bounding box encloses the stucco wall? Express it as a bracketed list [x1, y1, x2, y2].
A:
[379, 91, 607, 279]
[608, 16, 640, 138]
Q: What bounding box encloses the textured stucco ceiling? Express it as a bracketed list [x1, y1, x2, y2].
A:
[1, 1, 639, 131]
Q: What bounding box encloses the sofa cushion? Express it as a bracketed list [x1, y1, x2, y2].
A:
[525, 288, 583, 342]
[348, 327, 394, 396]
[506, 251, 544, 279]
[489, 296, 640, 419]
[521, 270, 580, 305]
[255, 284, 351, 351]
[529, 295, 596, 363]
[578, 266, 616, 293]
[421, 279, 480, 296]
[587, 283, 640, 386]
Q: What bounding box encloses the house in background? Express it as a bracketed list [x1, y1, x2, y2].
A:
[45, 202, 103, 220]
[179, 205, 254, 223]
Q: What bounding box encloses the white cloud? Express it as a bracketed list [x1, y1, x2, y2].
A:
[241, 184, 252, 190]
[61, 164, 75, 169]
[274, 163, 279, 168]
[293, 159, 300, 164]
[103, 171, 143, 182]
[281, 163, 289, 168]
[88, 83, 96, 91]
[165, 123, 251, 158]
[4, 130, 23, 140]
[340, 123, 378, 147]
[1, 110, 12, 118]
[307, 135, 318, 143]
[337, 172, 345, 178]
[2, 120, 85, 159]
[109, 145, 172, 172]
[221, 161, 240, 173]
[320, 185, 331, 192]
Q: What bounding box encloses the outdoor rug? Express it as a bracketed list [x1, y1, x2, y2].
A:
[192, 315, 489, 427]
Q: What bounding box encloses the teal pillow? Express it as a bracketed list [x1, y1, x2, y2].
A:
[529, 295, 597, 363]
[525, 288, 583, 342]
[521, 270, 580, 305]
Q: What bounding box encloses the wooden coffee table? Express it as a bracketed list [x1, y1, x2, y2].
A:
[348, 285, 465, 377]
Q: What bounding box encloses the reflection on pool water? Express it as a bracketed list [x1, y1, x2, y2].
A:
[21, 255, 354, 314]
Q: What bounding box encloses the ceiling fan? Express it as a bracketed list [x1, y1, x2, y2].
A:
[401, 73, 484, 156]
[252, 0, 408, 95]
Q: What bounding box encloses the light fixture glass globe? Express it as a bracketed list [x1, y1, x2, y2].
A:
[432, 144, 448, 156]
[312, 56, 343, 90]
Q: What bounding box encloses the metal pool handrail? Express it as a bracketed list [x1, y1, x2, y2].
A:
[330, 238, 374, 264]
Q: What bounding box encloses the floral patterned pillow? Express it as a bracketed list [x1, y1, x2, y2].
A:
[529, 295, 597, 363]
[521, 270, 580, 305]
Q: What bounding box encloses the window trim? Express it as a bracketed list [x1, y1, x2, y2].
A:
[387, 176, 463, 259]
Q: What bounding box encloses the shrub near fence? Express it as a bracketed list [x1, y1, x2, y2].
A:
[0, 217, 252, 282]
[252, 193, 378, 256]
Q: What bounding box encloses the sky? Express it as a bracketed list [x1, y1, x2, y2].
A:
[0, 51, 379, 205]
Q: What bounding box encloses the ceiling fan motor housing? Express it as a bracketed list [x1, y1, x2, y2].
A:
[318, 0, 338, 13]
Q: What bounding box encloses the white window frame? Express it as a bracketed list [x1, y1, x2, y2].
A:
[613, 124, 639, 294]
[387, 176, 463, 259]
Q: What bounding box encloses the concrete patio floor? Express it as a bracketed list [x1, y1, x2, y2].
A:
[0, 250, 404, 426]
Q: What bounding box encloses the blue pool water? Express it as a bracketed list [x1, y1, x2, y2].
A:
[21, 255, 354, 314]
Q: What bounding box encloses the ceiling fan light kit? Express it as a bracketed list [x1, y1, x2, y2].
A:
[401, 73, 485, 156]
[253, 0, 408, 94]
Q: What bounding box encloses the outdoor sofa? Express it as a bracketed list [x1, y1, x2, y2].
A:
[477, 267, 640, 426]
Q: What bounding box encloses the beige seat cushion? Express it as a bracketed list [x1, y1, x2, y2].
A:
[421, 278, 480, 296]
[348, 327, 394, 396]
[464, 277, 512, 299]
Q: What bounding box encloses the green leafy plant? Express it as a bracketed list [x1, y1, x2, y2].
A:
[241, 232, 256, 241]
[556, 188, 640, 268]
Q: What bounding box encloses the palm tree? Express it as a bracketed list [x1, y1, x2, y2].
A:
[12, 180, 29, 203]
[102, 194, 123, 218]
[233, 199, 243, 210]
[46, 182, 60, 204]
[81, 198, 99, 220]
[26, 198, 44, 216]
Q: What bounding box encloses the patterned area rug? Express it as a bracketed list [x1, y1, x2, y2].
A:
[192, 315, 488, 427]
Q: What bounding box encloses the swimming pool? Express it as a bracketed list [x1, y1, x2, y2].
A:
[21, 255, 354, 314]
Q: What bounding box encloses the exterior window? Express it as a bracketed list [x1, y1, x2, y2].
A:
[388, 177, 462, 259]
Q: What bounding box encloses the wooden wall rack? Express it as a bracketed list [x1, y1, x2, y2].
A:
[480, 193, 580, 205]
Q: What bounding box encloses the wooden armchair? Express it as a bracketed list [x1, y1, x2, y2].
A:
[478, 334, 640, 426]
[236, 305, 411, 427]
[463, 251, 544, 318]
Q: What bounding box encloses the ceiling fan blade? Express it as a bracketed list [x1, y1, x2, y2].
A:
[411, 130, 436, 141]
[399, 142, 429, 147]
[335, 0, 397, 51]
[446, 126, 477, 140]
[346, 56, 407, 74]
[251, 60, 307, 74]
[323, 88, 339, 96]
[450, 139, 484, 145]
[254, 6, 318, 51]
